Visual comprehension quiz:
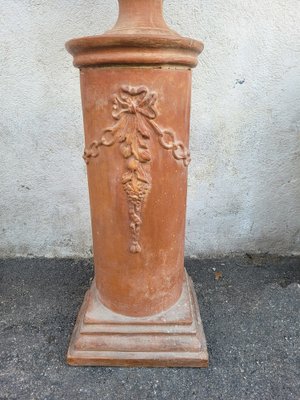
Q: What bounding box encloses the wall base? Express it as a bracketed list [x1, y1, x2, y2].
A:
[67, 270, 208, 367]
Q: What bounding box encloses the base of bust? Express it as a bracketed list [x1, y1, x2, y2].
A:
[67, 270, 208, 367]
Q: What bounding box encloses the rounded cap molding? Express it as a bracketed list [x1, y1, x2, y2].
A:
[66, 0, 203, 68]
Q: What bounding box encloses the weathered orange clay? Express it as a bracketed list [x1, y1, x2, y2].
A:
[66, 0, 208, 367]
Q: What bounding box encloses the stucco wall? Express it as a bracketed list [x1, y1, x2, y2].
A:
[1, 0, 299, 257]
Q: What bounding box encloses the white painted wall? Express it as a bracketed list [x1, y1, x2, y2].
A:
[0, 0, 299, 257]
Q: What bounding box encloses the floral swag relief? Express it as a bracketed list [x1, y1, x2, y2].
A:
[83, 85, 191, 253]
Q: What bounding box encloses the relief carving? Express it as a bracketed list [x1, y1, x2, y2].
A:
[83, 85, 190, 253]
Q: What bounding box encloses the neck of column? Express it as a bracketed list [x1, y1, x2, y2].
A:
[110, 0, 172, 35]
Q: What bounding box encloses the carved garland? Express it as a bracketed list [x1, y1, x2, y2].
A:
[83, 85, 190, 253]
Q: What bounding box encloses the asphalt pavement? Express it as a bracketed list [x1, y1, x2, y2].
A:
[0, 255, 299, 400]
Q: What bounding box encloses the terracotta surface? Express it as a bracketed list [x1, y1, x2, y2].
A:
[66, 0, 207, 367]
[67, 271, 208, 367]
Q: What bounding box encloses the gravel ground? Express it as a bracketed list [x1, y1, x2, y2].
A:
[0, 256, 299, 400]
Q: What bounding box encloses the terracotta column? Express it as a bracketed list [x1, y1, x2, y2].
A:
[66, 0, 208, 367]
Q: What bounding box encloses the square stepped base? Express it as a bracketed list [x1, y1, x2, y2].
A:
[67, 270, 208, 367]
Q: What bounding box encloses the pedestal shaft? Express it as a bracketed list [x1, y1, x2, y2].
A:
[81, 67, 191, 317]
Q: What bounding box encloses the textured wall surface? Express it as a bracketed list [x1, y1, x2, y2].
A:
[0, 0, 299, 257]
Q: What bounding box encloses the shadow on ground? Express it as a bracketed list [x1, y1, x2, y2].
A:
[0, 256, 299, 400]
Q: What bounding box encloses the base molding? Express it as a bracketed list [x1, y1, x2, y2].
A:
[67, 270, 208, 367]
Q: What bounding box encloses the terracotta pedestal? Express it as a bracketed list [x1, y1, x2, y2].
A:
[66, 0, 208, 367]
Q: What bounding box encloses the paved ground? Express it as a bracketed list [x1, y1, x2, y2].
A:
[0, 256, 299, 400]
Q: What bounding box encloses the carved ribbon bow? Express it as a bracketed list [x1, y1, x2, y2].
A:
[83, 85, 191, 254]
